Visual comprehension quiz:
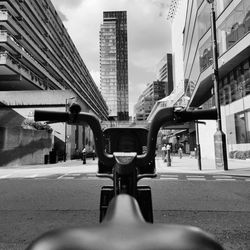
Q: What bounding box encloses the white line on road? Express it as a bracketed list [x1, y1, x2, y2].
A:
[57, 174, 66, 179]
[213, 175, 233, 178]
[25, 174, 38, 178]
[215, 178, 236, 181]
[161, 174, 179, 177]
[0, 175, 11, 179]
[87, 173, 96, 176]
[59, 177, 75, 179]
[87, 177, 99, 180]
[187, 178, 206, 181]
[186, 175, 205, 178]
[160, 177, 179, 180]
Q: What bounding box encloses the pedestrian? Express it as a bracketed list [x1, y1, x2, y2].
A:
[166, 144, 171, 166]
[161, 144, 167, 162]
[82, 147, 86, 164]
[194, 147, 197, 159]
[178, 147, 183, 159]
[92, 148, 95, 160]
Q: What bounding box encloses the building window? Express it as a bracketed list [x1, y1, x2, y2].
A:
[235, 110, 250, 143]
[243, 60, 250, 96]
[218, 0, 250, 54]
[219, 57, 250, 106]
[199, 38, 213, 72]
[198, 2, 211, 39]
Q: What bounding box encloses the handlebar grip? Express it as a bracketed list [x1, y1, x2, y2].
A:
[34, 110, 69, 122]
[175, 108, 217, 122]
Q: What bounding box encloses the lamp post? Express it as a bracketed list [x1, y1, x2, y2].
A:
[207, 0, 228, 170]
[64, 97, 76, 162]
[195, 121, 202, 170]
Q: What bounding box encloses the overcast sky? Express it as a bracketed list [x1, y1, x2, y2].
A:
[51, 0, 172, 115]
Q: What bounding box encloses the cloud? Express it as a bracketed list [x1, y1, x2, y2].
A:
[90, 70, 100, 88]
[51, 0, 83, 9]
[50, 0, 172, 116]
[57, 10, 68, 21]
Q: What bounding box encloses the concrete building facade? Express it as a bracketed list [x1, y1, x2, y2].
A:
[184, 0, 250, 160]
[0, 0, 109, 165]
[134, 81, 165, 121]
[100, 11, 129, 121]
[156, 53, 174, 96]
[0, 0, 108, 119]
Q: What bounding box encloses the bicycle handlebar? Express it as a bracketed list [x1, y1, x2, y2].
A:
[34, 110, 115, 167]
[34, 106, 217, 168]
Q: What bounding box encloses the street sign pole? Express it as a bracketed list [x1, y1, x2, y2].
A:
[208, 0, 228, 170]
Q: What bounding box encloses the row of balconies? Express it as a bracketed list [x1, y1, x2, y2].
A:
[0, 52, 49, 90]
[0, 2, 109, 119]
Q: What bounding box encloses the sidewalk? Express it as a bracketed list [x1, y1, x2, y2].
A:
[0, 159, 99, 176]
[156, 155, 250, 177]
[0, 156, 249, 177]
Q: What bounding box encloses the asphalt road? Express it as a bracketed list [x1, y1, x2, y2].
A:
[0, 177, 249, 250]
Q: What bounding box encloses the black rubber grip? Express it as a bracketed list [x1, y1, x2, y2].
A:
[176, 108, 217, 122]
[34, 110, 69, 122]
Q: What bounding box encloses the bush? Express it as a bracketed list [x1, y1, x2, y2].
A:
[235, 151, 246, 160]
[229, 150, 249, 160]
[22, 119, 53, 133]
[245, 150, 250, 159]
[229, 151, 236, 159]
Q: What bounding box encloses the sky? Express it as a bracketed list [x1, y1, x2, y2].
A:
[51, 0, 172, 116]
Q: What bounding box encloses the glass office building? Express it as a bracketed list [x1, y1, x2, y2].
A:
[100, 11, 129, 120]
[184, 0, 250, 158]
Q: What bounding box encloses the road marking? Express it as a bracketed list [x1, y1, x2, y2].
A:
[187, 177, 206, 181]
[57, 174, 66, 179]
[161, 174, 179, 177]
[87, 176, 99, 180]
[25, 174, 38, 178]
[0, 175, 11, 179]
[186, 175, 205, 178]
[160, 177, 179, 180]
[213, 175, 233, 178]
[87, 173, 96, 176]
[215, 178, 236, 181]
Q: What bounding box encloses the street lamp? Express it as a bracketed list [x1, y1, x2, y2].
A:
[64, 97, 76, 161]
[207, 0, 228, 170]
[195, 121, 202, 170]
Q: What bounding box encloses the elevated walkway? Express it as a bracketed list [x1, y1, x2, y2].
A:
[0, 90, 77, 108]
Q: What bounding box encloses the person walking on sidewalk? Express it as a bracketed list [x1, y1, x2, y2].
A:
[166, 144, 171, 166]
[82, 147, 86, 164]
[161, 144, 167, 162]
[178, 147, 183, 159]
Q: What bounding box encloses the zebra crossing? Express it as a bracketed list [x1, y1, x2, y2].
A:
[157, 173, 249, 181]
[0, 172, 249, 181]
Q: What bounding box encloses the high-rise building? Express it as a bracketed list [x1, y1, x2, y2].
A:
[134, 81, 165, 121]
[156, 53, 174, 96]
[100, 11, 129, 120]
